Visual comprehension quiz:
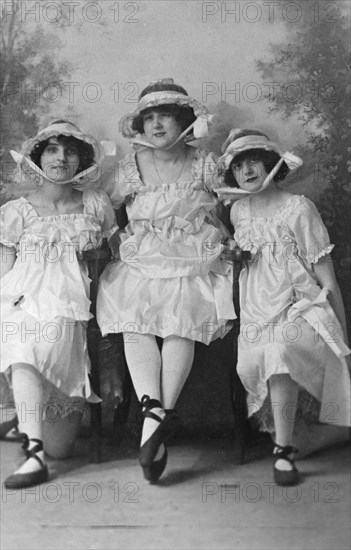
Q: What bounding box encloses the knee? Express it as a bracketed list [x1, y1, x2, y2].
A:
[0, 416, 18, 439]
[43, 427, 76, 460]
[44, 431, 76, 459]
[43, 412, 82, 459]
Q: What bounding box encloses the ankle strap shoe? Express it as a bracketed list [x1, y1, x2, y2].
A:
[273, 443, 299, 486]
[4, 438, 49, 489]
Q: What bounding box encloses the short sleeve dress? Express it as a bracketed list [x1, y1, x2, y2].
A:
[0, 190, 117, 411]
[97, 149, 236, 344]
[231, 194, 351, 429]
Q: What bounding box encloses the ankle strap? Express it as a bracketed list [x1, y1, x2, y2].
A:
[141, 395, 165, 421]
[273, 443, 298, 456]
[141, 395, 163, 410]
[21, 433, 29, 450]
[25, 438, 45, 468]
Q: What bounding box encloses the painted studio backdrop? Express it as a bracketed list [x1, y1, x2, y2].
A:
[1, 0, 350, 351]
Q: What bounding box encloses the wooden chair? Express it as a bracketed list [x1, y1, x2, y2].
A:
[80, 204, 248, 464]
[228, 248, 250, 464]
[80, 241, 132, 463]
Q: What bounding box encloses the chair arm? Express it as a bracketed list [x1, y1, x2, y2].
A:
[77, 248, 112, 262]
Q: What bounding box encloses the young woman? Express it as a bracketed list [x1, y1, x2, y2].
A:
[216, 128, 350, 485]
[97, 79, 236, 483]
[0, 120, 117, 488]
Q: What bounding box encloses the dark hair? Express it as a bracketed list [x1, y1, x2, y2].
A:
[224, 149, 289, 187]
[30, 134, 95, 173]
[132, 104, 196, 135]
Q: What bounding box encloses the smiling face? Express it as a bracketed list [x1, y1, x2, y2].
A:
[40, 137, 80, 183]
[231, 156, 269, 192]
[142, 109, 183, 149]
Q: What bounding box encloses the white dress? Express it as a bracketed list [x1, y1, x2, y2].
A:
[231, 194, 351, 429]
[0, 190, 117, 407]
[97, 149, 236, 344]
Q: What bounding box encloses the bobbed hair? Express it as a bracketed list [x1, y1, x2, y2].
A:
[223, 129, 290, 188]
[224, 149, 290, 187]
[132, 104, 197, 135]
[223, 129, 289, 187]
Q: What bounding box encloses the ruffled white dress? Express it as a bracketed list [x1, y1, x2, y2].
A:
[231, 194, 351, 428]
[97, 150, 236, 344]
[0, 190, 117, 411]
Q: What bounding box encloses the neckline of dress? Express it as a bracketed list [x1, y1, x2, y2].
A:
[248, 194, 297, 220]
[152, 149, 188, 185]
[20, 196, 88, 220]
[132, 148, 200, 186]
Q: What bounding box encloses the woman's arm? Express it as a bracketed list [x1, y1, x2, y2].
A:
[313, 254, 349, 345]
[0, 244, 16, 278]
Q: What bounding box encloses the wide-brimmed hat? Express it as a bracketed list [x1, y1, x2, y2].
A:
[220, 129, 301, 170]
[214, 129, 303, 198]
[10, 121, 103, 189]
[119, 78, 211, 146]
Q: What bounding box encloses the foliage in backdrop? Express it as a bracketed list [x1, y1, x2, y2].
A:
[255, 0, 351, 332]
[0, 0, 76, 199]
[1, 0, 349, 331]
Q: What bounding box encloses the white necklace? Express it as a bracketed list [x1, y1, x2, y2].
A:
[153, 149, 188, 185]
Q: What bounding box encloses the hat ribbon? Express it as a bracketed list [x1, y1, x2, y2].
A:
[10, 150, 100, 187]
[130, 114, 213, 151]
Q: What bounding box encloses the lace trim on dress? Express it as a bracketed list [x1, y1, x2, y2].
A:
[308, 244, 334, 264]
[0, 194, 112, 251]
[253, 388, 321, 433]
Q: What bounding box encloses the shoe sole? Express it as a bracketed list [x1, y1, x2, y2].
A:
[4, 467, 49, 489]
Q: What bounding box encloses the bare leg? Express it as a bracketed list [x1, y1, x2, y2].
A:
[269, 373, 298, 471]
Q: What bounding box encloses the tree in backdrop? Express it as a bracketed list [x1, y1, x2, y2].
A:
[256, 0, 351, 332]
[0, 0, 79, 200]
